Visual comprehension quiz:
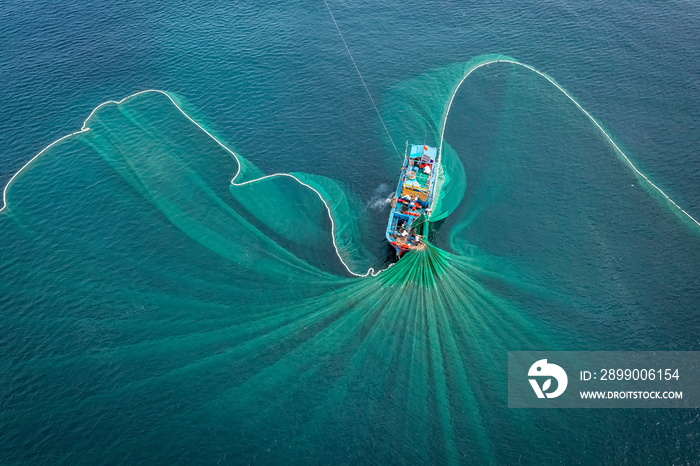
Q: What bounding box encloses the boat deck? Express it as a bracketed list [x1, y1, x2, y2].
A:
[386, 144, 438, 256]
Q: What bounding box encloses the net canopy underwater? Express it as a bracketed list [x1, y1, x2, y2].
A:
[1, 54, 699, 463]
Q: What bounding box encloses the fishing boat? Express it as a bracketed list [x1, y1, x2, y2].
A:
[386, 144, 439, 257]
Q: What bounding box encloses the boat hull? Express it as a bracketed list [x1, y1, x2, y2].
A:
[386, 144, 439, 257]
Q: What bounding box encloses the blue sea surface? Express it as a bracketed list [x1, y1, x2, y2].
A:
[1, 0, 699, 463]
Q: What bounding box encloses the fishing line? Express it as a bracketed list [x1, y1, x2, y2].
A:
[4, 57, 695, 283]
[322, 0, 401, 158]
[0, 90, 392, 278]
[436, 58, 700, 229]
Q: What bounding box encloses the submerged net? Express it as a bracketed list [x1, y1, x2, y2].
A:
[1, 56, 699, 463]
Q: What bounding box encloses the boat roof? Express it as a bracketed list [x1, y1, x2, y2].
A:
[409, 144, 437, 160]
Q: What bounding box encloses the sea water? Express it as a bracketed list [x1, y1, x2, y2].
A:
[1, 0, 699, 463]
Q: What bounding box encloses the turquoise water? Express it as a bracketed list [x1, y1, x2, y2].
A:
[1, 1, 699, 463]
